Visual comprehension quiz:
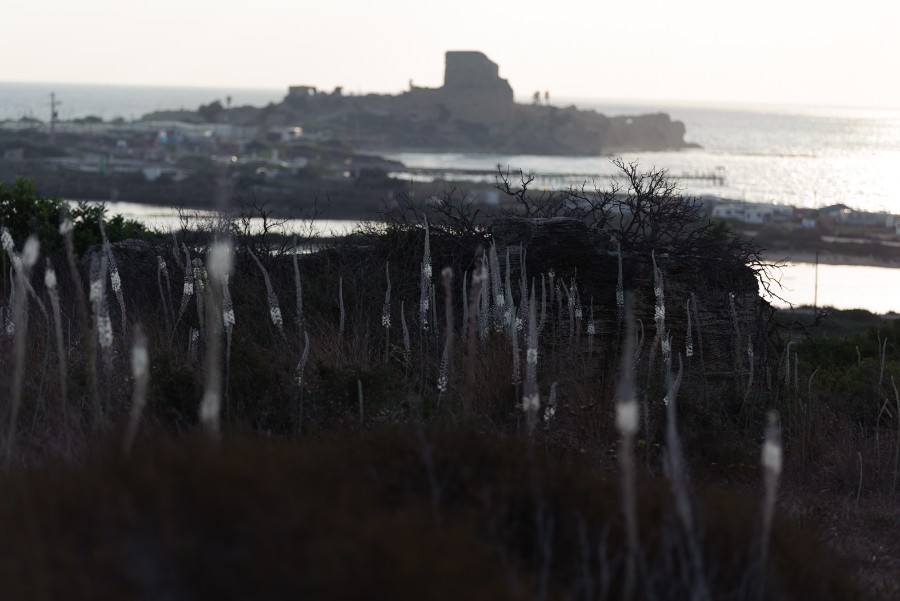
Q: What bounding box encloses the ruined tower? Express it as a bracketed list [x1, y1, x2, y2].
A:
[439, 51, 514, 124]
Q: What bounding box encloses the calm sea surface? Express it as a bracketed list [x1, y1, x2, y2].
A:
[3, 83, 899, 211]
[4, 82, 900, 312]
[0, 82, 283, 122]
[387, 100, 900, 213]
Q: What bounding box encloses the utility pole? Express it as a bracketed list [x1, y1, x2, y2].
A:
[813, 250, 819, 311]
[49, 92, 61, 146]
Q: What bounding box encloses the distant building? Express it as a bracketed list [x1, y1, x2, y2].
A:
[710, 201, 793, 225]
[287, 86, 317, 99]
[837, 209, 894, 228]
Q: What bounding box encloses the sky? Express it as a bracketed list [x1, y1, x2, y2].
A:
[4, 0, 900, 109]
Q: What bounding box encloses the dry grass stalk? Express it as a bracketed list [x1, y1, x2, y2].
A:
[248, 248, 284, 336]
[544, 381, 557, 423]
[663, 354, 711, 600]
[170, 232, 184, 271]
[460, 269, 468, 346]
[891, 377, 900, 494]
[401, 300, 411, 366]
[173, 244, 194, 335]
[4, 235, 39, 467]
[222, 272, 235, 417]
[615, 292, 640, 600]
[59, 214, 100, 428]
[517, 246, 527, 322]
[586, 296, 595, 359]
[337, 276, 345, 342]
[685, 297, 694, 358]
[419, 220, 432, 332]
[745, 337, 755, 402]
[523, 280, 539, 435]
[759, 410, 783, 599]
[156, 256, 171, 334]
[90, 254, 114, 376]
[429, 282, 437, 337]
[783, 341, 793, 386]
[123, 326, 149, 455]
[382, 262, 391, 363]
[489, 242, 503, 332]
[539, 272, 547, 334]
[294, 330, 310, 434]
[479, 251, 490, 341]
[615, 239, 624, 322]
[510, 305, 521, 388]
[437, 267, 453, 397]
[729, 291, 742, 376]
[44, 260, 68, 423]
[3, 269, 13, 337]
[193, 259, 207, 340]
[100, 218, 127, 339]
[466, 256, 485, 391]
[199, 241, 232, 437]
[292, 238, 304, 331]
[503, 248, 514, 336]
[566, 278, 575, 348]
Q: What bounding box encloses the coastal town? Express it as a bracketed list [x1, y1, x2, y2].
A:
[3, 112, 900, 266]
[2, 51, 899, 264]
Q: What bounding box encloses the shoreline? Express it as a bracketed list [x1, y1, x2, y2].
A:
[763, 250, 900, 269]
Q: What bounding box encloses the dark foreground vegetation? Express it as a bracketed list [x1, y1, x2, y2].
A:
[0, 165, 897, 599]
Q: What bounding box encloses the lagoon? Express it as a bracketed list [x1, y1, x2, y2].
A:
[765, 262, 900, 314]
[90, 201, 900, 315]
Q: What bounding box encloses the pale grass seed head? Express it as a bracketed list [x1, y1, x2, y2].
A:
[544, 382, 558, 422]
[661, 333, 672, 364]
[762, 411, 783, 477]
[44, 265, 57, 290]
[97, 315, 113, 349]
[207, 241, 233, 281]
[223, 307, 235, 329]
[270, 304, 283, 329]
[131, 337, 149, 380]
[382, 262, 391, 329]
[89, 257, 103, 304]
[110, 269, 122, 295]
[21, 236, 39, 270]
[616, 399, 639, 436]
[1, 228, 14, 256]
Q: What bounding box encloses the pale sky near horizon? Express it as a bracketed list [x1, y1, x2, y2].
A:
[5, 0, 900, 109]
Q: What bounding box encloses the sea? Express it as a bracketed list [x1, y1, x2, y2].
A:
[2, 82, 900, 312]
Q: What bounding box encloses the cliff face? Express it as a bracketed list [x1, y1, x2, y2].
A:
[145, 51, 695, 155]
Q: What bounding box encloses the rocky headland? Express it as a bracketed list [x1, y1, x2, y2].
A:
[142, 51, 696, 156]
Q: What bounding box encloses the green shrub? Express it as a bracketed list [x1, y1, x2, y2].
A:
[0, 176, 150, 255]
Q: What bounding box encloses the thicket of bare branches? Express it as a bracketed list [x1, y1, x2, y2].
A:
[495, 158, 783, 298]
